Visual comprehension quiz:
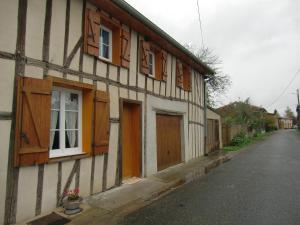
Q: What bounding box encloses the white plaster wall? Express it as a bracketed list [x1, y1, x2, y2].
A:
[26, 0, 46, 60]
[0, 59, 15, 112]
[16, 166, 39, 223]
[109, 85, 119, 118]
[0, 121, 11, 225]
[129, 31, 137, 86]
[120, 68, 128, 85]
[106, 123, 119, 189]
[109, 65, 118, 81]
[165, 53, 172, 97]
[96, 60, 107, 78]
[61, 161, 76, 192]
[0, 0, 18, 53]
[41, 163, 58, 214]
[79, 158, 92, 197]
[153, 80, 160, 94]
[93, 155, 104, 194]
[68, 0, 82, 71]
[207, 109, 223, 148]
[49, 0, 66, 65]
[82, 54, 94, 74]
[25, 65, 44, 79]
[145, 95, 189, 176]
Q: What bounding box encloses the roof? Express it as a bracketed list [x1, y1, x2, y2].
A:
[88, 0, 215, 76]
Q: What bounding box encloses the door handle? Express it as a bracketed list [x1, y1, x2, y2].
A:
[21, 132, 30, 144]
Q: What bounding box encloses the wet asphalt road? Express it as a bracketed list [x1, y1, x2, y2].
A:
[119, 130, 300, 225]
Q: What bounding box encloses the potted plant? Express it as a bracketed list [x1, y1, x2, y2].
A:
[63, 188, 82, 215]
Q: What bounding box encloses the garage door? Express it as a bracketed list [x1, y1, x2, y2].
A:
[156, 114, 182, 171]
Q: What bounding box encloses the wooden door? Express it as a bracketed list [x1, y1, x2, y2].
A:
[207, 119, 220, 153]
[156, 114, 182, 171]
[122, 102, 141, 180]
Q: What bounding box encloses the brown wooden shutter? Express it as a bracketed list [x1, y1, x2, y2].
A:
[14, 77, 52, 167]
[185, 68, 191, 91]
[84, 9, 100, 57]
[161, 51, 168, 81]
[140, 40, 150, 75]
[176, 60, 183, 88]
[93, 90, 110, 154]
[121, 28, 131, 68]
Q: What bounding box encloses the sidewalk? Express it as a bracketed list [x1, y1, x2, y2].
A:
[62, 150, 240, 225]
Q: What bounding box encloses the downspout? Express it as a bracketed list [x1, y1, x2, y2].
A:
[204, 80, 208, 156]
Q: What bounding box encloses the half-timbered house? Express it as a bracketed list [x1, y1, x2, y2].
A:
[0, 0, 214, 224]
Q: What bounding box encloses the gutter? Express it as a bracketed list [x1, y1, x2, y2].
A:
[111, 0, 215, 76]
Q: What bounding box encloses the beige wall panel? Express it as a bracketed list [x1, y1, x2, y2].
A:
[188, 124, 192, 161]
[119, 87, 128, 99]
[138, 92, 145, 102]
[41, 163, 58, 214]
[137, 74, 145, 89]
[120, 68, 128, 85]
[79, 157, 92, 197]
[109, 65, 118, 81]
[62, 160, 76, 193]
[0, 59, 14, 112]
[68, 0, 82, 55]
[0, 0, 18, 53]
[69, 50, 80, 71]
[165, 54, 172, 97]
[67, 74, 79, 82]
[93, 155, 104, 194]
[48, 70, 63, 78]
[25, 0, 46, 60]
[96, 61, 107, 78]
[109, 85, 119, 118]
[185, 92, 189, 101]
[49, 0, 66, 65]
[83, 78, 93, 85]
[176, 87, 180, 99]
[83, 55, 94, 74]
[129, 90, 136, 100]
[160, 82, 166, 96]
[97, 81, 107, 91]
[180, 89, 185, 100]
[146, 78, 153, 92]
[129, 31, 138, 86]
[0, 121, 11, 225]
[25, 65, 43, 79]
[16, 166, 38, 223]
[153, 80, 160, 95]
[106, 123, 119, 189]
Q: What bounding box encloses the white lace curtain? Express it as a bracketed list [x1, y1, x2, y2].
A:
[50, 110, 59, 149]
[65, 112, 77, 148]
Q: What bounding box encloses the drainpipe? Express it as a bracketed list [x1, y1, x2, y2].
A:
[204, 80, 208, 156]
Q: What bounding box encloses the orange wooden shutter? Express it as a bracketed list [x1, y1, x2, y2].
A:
[84, 9, 100, 57]
[183, 67, 191, 91]
[121, 28, 131, 68]
[14, 77, 52, 167]
[140, 40, 150, 75]
[161, 51, 168, 81]
[93, 90, 110, 154]
[176, 60, 183, 88]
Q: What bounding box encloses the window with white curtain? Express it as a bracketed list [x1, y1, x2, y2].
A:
[50, 87, 82, 158]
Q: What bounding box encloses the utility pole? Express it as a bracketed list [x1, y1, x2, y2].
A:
[297, 89, 300, 127]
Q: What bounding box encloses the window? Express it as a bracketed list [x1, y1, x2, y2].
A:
[99, 25, 112, 61]
[148, 51, 155, 77]
[50, 87, 82, 158]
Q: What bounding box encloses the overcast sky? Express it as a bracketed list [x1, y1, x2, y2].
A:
[125, 0, 300, 116]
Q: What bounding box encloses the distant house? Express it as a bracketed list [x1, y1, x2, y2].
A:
[265, 112, 279, 130]
[206, 108, 222, 153]
[278, 117, 293, 129]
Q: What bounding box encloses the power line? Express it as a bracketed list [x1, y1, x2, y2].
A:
[196, 0, 205, 49]
[266, 68, 300, 109]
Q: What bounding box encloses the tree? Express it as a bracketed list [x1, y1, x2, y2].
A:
[285, 106, 295, 118]
[184, 45, 231, 107]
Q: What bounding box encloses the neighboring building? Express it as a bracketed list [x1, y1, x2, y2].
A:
[206, 108, 222, 153]
[0, 0, 214, 224]
[278, 117, 293, 129]
[265, 112, 279, 130]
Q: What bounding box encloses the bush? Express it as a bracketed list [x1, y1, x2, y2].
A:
[231, 132, 250, 146]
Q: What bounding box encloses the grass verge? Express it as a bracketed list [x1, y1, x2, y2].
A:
[222, 132, 273, 152]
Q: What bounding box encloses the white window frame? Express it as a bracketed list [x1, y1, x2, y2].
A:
[99, 25, 113, 62]
[50, 87, 83, 158]
[148, 51, 155, 78]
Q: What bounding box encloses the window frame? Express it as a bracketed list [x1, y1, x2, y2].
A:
[99, 25, 113, 62]
[148, 50, 156, 78]
[49, 86, 83, 158]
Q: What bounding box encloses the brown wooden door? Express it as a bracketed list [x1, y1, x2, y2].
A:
[156, 114, 182, 171]
[207, 119, 220, 153]
[122, 102, 141, 180]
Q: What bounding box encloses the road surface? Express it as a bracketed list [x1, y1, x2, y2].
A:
[119, 130, 300, 225]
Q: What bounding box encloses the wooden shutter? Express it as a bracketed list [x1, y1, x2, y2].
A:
[176, 60, 183, 88]
[14, 77, 52, 167]
[84, 9, 100, 57]
[183, 67, 191, 91]
[140, 40, 150, 75]
[161, 51, 168, 81]
[121, 28, 131, 68]
[93, 90, 110, 154]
